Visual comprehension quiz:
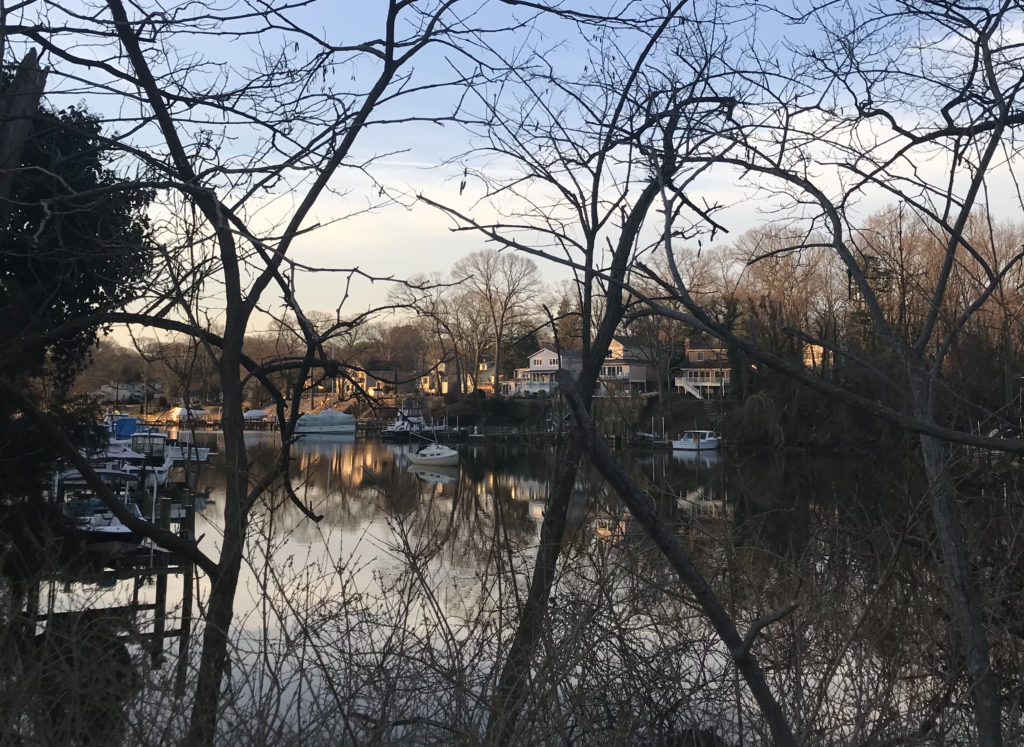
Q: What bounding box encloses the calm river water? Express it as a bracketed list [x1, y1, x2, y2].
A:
[193, 432, 734, 627]
[31, 430, 1013, 744]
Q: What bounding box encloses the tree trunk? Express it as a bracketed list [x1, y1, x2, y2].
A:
[911, 370, 1002, 746]
[185, 548, 244, 746]
[186, 331, 250, 746]
[558, 369, 797, 745]
[0, 49, 47, 227]
[487, 433, 584, 743]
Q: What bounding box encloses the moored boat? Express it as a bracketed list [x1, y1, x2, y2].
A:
[380, 408, 428, 441]
[295, 409, 357, 435]
[165, 437, 213, 463]
[62, 496, 145, 549]
[408, 443, 459, 467]
[126, 432, 175, 486]
[54, 469, 145, 553]
[671, 430, 721, 451]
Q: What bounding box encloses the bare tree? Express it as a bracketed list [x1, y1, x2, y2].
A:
[451, 249, 541, 390]
[611, 2, 1024, 742]
[1, 1, 514, 742]
[423, 2, 801, 741]
[392, 275, 494, 394]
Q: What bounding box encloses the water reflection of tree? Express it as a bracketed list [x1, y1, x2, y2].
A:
[0, 581, 146, 746]
[654, 450, 1024, 743]
[64, 438, 1024, 743]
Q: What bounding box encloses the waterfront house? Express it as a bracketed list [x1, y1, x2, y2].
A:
[96, 382, 148, 404]
[477, 360, 500, 394]
[419, 360, 474, 396]
[508, 338, 655, 397]
[596, 336, 651, 395]
[802, 342, 833, 370]
[340, 368, 379, 398]
[340, 367, 419, 399]
[508, 348, 583, 396]
[673, 338, 731, 398]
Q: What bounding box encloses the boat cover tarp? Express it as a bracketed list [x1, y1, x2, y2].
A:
[243, 409, 268, 420]
[298, 410, 355, 425]
[97, 443, 146, 460]
[112, 417, 139, 439]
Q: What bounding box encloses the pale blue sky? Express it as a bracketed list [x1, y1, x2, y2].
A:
[14, 0, 1024, 335]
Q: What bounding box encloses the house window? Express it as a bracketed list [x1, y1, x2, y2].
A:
[549, 358, 557, 365]
[696, 352, 704, 361]
[533, 358, 542, 366]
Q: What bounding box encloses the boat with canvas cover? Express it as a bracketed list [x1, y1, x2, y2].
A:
[295, 409, 357, 435]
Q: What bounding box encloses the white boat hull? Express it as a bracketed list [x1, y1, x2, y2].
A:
[296, 410, 357, 435]
[408, 453, 459, 467]
[408, 444, 459, 467]
[671, 431, 721, 451]
[296, 425, 357, 435]
[167, 444, 212, 462]
[671, 440, 720, 451]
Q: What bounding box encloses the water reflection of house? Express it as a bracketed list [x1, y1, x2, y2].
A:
[507, 477, 549, 503]
[676, 486, 730, 519]
[480, 471, 592, 528]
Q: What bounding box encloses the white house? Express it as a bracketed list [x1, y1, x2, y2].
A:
[508, 348, 583, 396]
[508, 337, 655, 397]
[596, 336, 651, 395]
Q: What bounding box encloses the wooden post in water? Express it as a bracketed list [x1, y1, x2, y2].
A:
[175, 491, 196, 696]
[152, 497, 171, 667]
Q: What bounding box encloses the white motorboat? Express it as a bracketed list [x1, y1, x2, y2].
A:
[62, 495, 145, 548]
[380, 408, 428, 441]
[295, 409, 357, 435]
[55, 468, 139, 502]
[55, 469, 146, 552]
[103, 412, 141, 442]
[166, 437, 213, 463]
[88, 441, 147, 468]
[408, 443, 459, 467]
[671, 430, 722, 451]
[126, 432, 175, 486]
